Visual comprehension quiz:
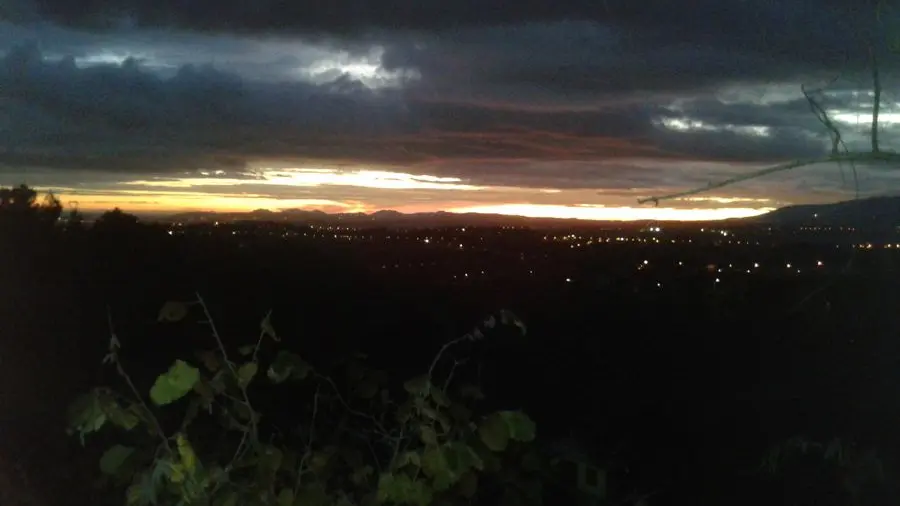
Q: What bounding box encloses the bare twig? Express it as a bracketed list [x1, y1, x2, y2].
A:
[442, 359, 468, 393]
[252, 310, 272, 363]
[105, 307, 172, 455]
[797, 56, 860, 197]
[194, 293, 259, 469]
[870, 43, 882, 153]
[638, 151, 900, 204]
[315, 373, 392, 437]
[426, 335, 469, 388]
[802, 82, 844, 157]
[293, 384, 321, 496]
[638, 41, 883, 205]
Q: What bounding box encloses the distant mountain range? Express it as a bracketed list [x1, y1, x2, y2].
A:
[748, 195, 900, 229]
[162, 208, 632, 229]
[157, 195, 900, 230]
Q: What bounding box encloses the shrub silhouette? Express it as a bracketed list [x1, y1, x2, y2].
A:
[93, 207, 141, 232]
[0, 184, 62, 235]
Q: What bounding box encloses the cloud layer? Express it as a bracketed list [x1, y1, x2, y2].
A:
[1, 0, 898, 217]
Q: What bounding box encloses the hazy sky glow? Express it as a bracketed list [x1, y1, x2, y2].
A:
[1, 0, 899, 220]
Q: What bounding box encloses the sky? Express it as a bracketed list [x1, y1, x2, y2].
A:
[1, 0, 900, 220]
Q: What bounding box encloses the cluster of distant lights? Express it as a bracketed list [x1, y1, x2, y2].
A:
[165, 223, 890, 279]
[166, 223, 900, 253]
[161, 222, 860, 289]
[550, 235, 703, 247]
[634, 258, 828, 286]
[798, 226, 857, 232]
[375, 255, 831, 287]
[543, 231, 766, 247]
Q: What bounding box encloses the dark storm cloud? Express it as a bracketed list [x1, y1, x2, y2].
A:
[380, 25, 852, 107]
[8, 0, 883, 91]
[5, 0, 883, 100]
[4, 0, 871, 42]
[0, 37, 849, 189]
[0, 43, 411, 171]
[3, 0, 891, 198]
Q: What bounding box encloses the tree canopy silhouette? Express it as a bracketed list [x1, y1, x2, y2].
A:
[0, 184, 62, 230]
[0, 184, 65, 254]
[92, 207, 140, 232]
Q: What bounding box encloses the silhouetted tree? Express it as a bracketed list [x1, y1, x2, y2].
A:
[0, 184, 63, 228]
[0, 184, 63, 254]
[63, 204, 85, 231]
[92, 207, 140, 231]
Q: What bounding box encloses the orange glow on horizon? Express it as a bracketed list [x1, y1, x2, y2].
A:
[21, 164, 781, 223]
[53, 191, 367, 214]
[51, 191, 773, 222]
[448, 203, 774, 221]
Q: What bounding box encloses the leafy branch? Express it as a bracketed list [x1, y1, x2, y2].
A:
[68, 299, 540, 506]
[194, 292, 262, 469]
[104, 307, 172, 456]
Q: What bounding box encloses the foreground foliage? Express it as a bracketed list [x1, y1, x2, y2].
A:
[67, 295, 540, 506]
[763, 436, 887, 505]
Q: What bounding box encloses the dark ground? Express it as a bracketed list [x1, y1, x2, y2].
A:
[2, 221, 899, 505]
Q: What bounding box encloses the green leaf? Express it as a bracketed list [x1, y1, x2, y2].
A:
[237, 345, 255, 356]
[67, 390, 108, 441]
[421, 443, 482, 492]
[456, 443, 484, 471]
[213, 491, 238, 506]
[478, 413, 510, 452]
[162, 460, 187, 483]
[403, 375, 430, 396]
[309, 448, 334, 471]
[430, 387, 450, 407]
[107, 403, 142, 430]
[126, 471, 159, 506]
[376, 473, 433, 506]
[351, 465, 374, 486]
[335, 495, 356, 506]
[209, 370, 229, 394]
[277, 488, 294, 506]
[420, 406, 450, 432]
[176, 433, 199, 472]
[150, 360, 201, 406]
[422, 447, 452, 490]
[296, 484, 330, 506]
[260, 310, 279, 341]
[419, 425, 438, 446]
[267, 351, 312, 383]
[232, 402, 258, 423]
[259, 446, 284, 472]
[237, 362, 258, 388]
[196, 350, 221, 372]
[394, 451, 422, 470]
[158, 301, 189, 322]
[499, 411, 536, 442]
[205, 466, 229, 489]
[100, 445, 135, 475]
[192, 379, 215, 403]
[474, 444, 502, 473]
[457, 471, 478, 499]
